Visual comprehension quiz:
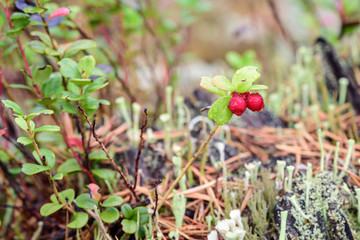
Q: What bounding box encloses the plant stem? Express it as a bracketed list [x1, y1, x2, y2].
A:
[157, 124, 218, 210]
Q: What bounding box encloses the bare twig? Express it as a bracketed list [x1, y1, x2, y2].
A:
[134, 108, 148, 189]
[78, 106, 139, 200]
[157, 124, 219, 210]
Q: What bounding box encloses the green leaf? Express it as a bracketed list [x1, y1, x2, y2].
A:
[22, 163, 50, 175]
[69, 78, 93, 87]
[67, 212, 89, 229]
[102, 196, 124, 207]
[64, 40, 97, 57]
[51, 189, 75, 203]
[225, 51, 243, 69]
[212, 75, 234, 91]
[2, 100, 24, 115]
[121, 219, 137, 234]
[31, 31, 52, 47]
[33, 125, 60, 132]
[88, 150, 107, 161]
[58, 58, 81, 79]
[83, 77, 108, 94]
[78, 55, 96, 78]
[100, 207, 120, 223]
[14, 117, 30, 132]
[75, 194, 98, 210]
[9, 84, 35, 92]
[25, 109, 54, 120]
[57, 100, 78, 114]
[250, 85, 268, 91]
[121, 204, 133, 219]
[208, 96, 233, 126]
[40, 202, 63, 216]
[17, 136, 33, 145]
[58, 158, 82, 174]
[91, 169, 115, 180]
[32, 149, 56, 168]
[23, 6, 46, 14]
[27, 40, 47, 54]
[232, 66, 260, 92]
[133, 207, 149, 225]
[33, 65, 53, 85]
[200, 77, 226, 96]
[10, 12, 30, 25]
[45, 47, 61, 56]
[51, 173, 63, 180]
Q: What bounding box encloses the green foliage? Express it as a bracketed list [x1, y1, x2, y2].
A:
[67, 212, 89, 229]
[76, 194, 99, 210]
[200, 66, 267, 125]
[120, 204, 149, 234]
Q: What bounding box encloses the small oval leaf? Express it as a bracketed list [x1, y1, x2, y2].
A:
[100, 207, 120, 223]
[208, 96, 233, 126]
[40, 203, 63, 216]
[67, 212, 89, 229]
[102, 196, 124, 207]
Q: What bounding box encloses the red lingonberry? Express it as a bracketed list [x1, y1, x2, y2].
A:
[231, 91, 250, 100]
[228, 96, 247, 116]
[246, 93, 264, 112]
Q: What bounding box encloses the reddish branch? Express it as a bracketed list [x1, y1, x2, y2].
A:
[77, 106, 139, 201]
[133, 108, 148, 189]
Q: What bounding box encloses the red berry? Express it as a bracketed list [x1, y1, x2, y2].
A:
[231, 91, 250, 100]
[246, 93, 264, 112]
[228, 96, 247, 116]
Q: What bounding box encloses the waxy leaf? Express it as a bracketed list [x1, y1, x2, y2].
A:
[48, 7, 70, 22]
[58, 158, 82, 174]
[33, 65, 53, 85]
[40, 202, 63, 216]
[32, 149, 56, 168]
[91, 169, 115, 180]
[79, 55, 96, 78]
[133, 207, 149, 225]
[200, 77, 226, 96]
[67, 212, 88, 229]
[27, 40, 47, 54]
[121, 219, 137, 234]
[22, 163, 50, 175]
[212, 75, 234, 91]
[33, 125, 60, 132]
[102, 196, 124, 207]
[64, 40, 97, 57]
[100, 207, 120, 223]
[2, 100, 24, 115]
[75, 194, 98, 210]
[232, 66, 260, 92]
[50, 189, 75, 203]
[208, 96, 233, 126]
[31, 31, 52, 47]
[121, 204, 133, 219]
[70, 78, 93, 87]
[51, 173, 63, 180]
[23, 6, 46, 14]
[25, 109, 54, 120]
[17, 136, 33, 145]
[59, 58, 81, 79]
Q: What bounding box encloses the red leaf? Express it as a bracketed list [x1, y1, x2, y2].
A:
[0, 129, 6, 137]
[86, 183, 101, 201]
[48, 7, 70, 22]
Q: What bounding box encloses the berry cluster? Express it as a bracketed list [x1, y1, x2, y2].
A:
[228, 91, 264, 116]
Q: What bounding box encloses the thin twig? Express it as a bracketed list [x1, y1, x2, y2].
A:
[78, 106, 139, 200]
[157, 124, 218, 210]
[134, 108, 148, 189]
